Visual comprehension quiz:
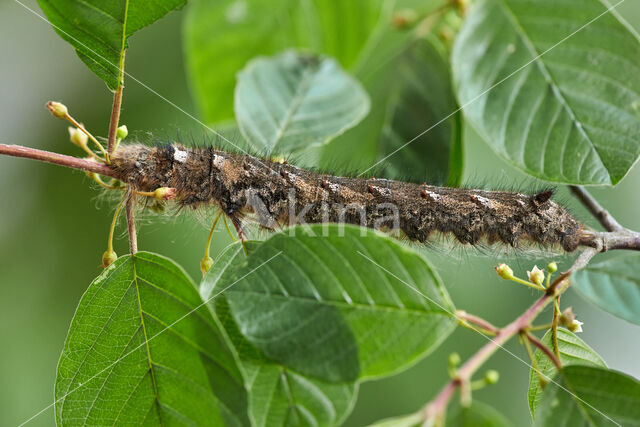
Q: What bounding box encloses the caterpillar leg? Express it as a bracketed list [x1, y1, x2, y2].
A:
[230, 216, 249, 256]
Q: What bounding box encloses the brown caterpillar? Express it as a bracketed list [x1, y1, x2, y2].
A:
[110, 143, 584, 252]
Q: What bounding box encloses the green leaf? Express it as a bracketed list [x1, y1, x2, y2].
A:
[573, 254, 640, 325]
[452, 0, 640, 185]
[234, 51, 370, 155]
[447, 401, 513, 427]
[208, 225, 456, 383]
[38, 0, 186, 90]
[183, 0, 386, 122]
[535, 366, 640, 426]
[55, 252, 249, 426]
[368, 411, 422, 427]
[528, 328, 606, 418]
[325, 33, 463, 185]
[202, 243, 358, 427]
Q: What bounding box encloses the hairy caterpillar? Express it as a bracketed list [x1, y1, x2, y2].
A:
[111, 143, 584, 252]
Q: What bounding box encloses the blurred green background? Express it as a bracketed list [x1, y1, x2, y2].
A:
[1, 1, 640, 425]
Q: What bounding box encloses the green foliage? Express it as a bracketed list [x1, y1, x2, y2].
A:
[203, 243, 358, 426]
[535, 366, 640, 426]
[214, 226, 456, 382]
[55, 252, 249, 426]
[452, 0, 640, 185]
[446, 401, 513, 427]
[38, 0, 186, 90]
[184, 0, 386, 122]
[328, 33, 463, 184]
[234, 51, 370, 155]
[574, 254, 640, 325]
[199, 226, 456, 425]
[527, 328, 606, 418]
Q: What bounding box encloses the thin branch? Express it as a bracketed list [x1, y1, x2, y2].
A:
[570, 185, 623, 232]
[107, 84, 124, 155]
[456, 310, 500, 335]
[125, 188, 137, 254]
[422, 248, 593, 421]
[0, 144, 117, 178]
[525, 331, 562, 370]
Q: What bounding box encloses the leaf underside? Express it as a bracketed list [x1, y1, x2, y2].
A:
[452, 0, 640, 185]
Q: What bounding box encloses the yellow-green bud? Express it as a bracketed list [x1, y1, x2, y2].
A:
[68, 126, 88, 148]
[102, 250, 117, 267]
[116, 125, 128, 140]
[559, 307, 576, 327]
[527, 265, 545, 286]
[46, 101, 68, 118]
[568, 320, 584, 333]
[559, 307, 584, 333]
[153, 187, 177, 201]
[391, 9, 417, 29]
[484, 370, 499, 384]
[495, 263, 514, 280]
[200, 256, 214, 276]
[448, 352, 461, 368]
[547, 261, 558, 273]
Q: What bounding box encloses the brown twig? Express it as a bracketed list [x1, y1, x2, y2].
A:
[456, 310, 500, 335]
[570, 186, 623, 232]
[525, 331, 561, 370]
[107, 84, 124, 155]
[422, 247, 595, 422]
[125, 188, 137, 254]
[0, 144, 117, 178]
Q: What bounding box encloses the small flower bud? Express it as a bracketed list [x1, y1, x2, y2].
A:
[527, 265, 545, 286]
[547, 261, 558, 273]
[153, 187, 176, 201]
[568, 319, 584, 333]
[559, 307, 576, 327]
[484, 370, 499, 384]
[448, 352, 461, 368]
[495, 263, 514, 280]
[559, 307, 583, 333]
[392, 9, 417, 29]
[102, 250, 117, 267]
[116, 125, 128, 140]
[68, 126, 88, 148]
[46, 101, 68, 118]
[200, 256, 214, 276]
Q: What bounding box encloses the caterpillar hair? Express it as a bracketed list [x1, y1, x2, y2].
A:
[110, 143, 585, 253]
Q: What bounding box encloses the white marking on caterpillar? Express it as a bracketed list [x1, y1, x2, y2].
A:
[425, 190, 441, 201]
[213, 154, 225, 168]
[473, 195, 493, 209]
[173, 146, 188, 163]
[328, 183, 340, 193]
[373, 186, 392, 196]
